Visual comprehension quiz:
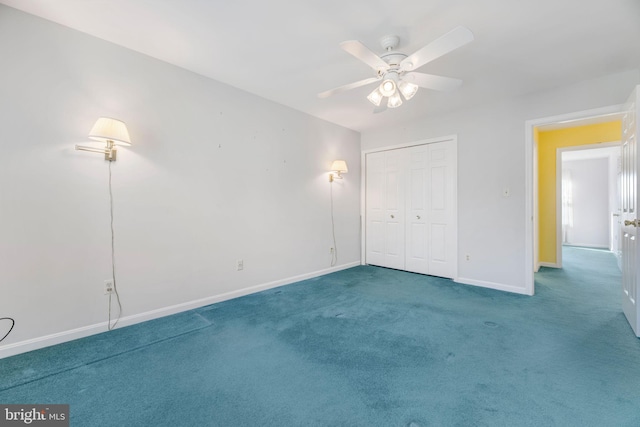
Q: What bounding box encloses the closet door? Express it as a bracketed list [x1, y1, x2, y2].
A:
[405, 145, 429, 274]
[365, 140, 456, 279]
[384, 150, 406, 269]
[427, 141, 456, 278]
[365, 151, 386, 267]
[365, 150, 405, 270]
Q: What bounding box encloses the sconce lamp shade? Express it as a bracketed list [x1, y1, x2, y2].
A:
[329, 160, 348, 182]
[331, 160, 348, 174]
[89, 117, 131, 146]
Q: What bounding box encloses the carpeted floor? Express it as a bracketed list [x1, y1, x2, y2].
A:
[1, 246, 639, 426]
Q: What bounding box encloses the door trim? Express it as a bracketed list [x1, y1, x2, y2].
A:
[360, 134, 458, 281]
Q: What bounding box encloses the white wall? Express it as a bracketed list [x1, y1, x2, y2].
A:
[362, 69, 639, 294]
[562, 157, 609, 248]
[609, 150, 621, 255]
[0, 6, 361, 357]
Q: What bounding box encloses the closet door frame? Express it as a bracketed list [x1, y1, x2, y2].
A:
[361, 135, 458, 281]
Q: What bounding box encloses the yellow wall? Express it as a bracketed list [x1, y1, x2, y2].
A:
[537, 121, 621, 265]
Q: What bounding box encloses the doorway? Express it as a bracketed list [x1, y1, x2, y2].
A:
[525, 105, 625, 295]
[560, 145, 621, 253]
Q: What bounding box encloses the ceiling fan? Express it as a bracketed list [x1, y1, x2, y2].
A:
[318, 26, 474, 111]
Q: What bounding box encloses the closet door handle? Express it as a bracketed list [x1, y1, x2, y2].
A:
[390, 215, 395, 219]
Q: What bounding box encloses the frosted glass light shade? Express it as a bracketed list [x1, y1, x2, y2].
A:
[89, 117, 131, 146]
[367, 87, 383, 106]
[330, 160, 348, 173]
[379, 79, 396, 97]
[398, 80, 419, 100]
[387, 91, 403, 108]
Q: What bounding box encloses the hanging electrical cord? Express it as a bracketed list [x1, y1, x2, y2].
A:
[0, 317, 15, 343]
[107, 160, 122, 330]
[330, 180, 338, 267]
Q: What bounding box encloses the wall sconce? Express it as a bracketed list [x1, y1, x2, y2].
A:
[76, 117, 132, 161]
[329, 160, 348, 182]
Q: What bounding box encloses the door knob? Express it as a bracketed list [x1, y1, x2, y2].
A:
[390, 214, 395, 219]
[416, 215, 421, 220]
[624, 219, 639, 227]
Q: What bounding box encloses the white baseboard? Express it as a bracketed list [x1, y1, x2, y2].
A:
[563, 243, 609, 249]
[455, 277, 532, 296]
[0, 262, 360, 359]
[539, 262, 560, 268]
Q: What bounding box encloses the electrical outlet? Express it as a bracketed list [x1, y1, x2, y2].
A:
[466, 254, 470, 261]
[236, 260, 244, 271]
[104, 279, 114, 295]
[330, 247, 334, 254]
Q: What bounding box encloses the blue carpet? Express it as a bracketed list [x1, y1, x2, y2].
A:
[1, 247, 639, 426]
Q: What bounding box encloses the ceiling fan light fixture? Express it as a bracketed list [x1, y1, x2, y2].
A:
[379, 78, 396, 97]
[319, 28, 474, 112]
[398, 80, 419, 100]
[367, 87, 384, 106]
[387, 91, 403, 108]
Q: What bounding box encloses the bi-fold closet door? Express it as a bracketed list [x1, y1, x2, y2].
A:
[365, 141, 456, 279]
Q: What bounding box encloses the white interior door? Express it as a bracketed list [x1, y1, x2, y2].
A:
[365, 150, 405, 270]
[405, 145, 429, 274]
[384, 150, 406, 269]
[365, 151, 386, 267]
[621, 85, 640, 337]
[427, 142, 456, 278]
[365, 139, 457, 279]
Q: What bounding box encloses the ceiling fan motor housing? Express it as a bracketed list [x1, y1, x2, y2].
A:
[381, 52, 407, 67]
[380, 35, 400, 50]
[379, 35, 407, 69]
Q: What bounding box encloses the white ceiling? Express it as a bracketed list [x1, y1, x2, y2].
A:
[2, 0, 639, 132]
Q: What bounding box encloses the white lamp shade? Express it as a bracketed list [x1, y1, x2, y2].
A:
[367, 87, 383, 106]
[387, 91, 403, 108]
[89, 117, 131, 146]
[398, 80, 419, 100]
[379, 79, 396, 97]
[331, 160, 348, 173]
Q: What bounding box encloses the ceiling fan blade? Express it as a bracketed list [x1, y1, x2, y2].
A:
[340, 40, 389, 71]
[318, 77, 380, 98]
[373, 103, 387, 114]
[403, 72, 463, 91]
[400, 26, 474, 71]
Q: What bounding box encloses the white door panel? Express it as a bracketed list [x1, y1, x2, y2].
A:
[430, 224, 447, 260]
[406, 145, 429, 274]
[368, 220, 385, 257]
[622, 85, 640, 336]
[365, 139, 457, 279]
[385, 222, 405, 269]
[366, 152, 386, 267]
[365, 150, 405, 270]
[428, 142, 456, 278]
[385, 150, 405, 269]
